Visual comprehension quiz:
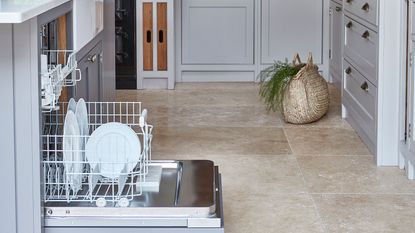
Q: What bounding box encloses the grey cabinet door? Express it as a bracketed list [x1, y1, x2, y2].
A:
[261, 0, 324, 64]
[181, 0, 254, 65]
[329, 1, 343, 88]
[75, 41, 103, 102]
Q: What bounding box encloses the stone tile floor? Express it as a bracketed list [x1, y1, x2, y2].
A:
[117, 83, 415, 233]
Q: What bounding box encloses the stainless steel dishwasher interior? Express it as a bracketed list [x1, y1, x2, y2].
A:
[44, 160, 217, 219]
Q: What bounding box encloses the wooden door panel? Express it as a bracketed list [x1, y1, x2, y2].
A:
[157, 3, 168, 71]
[143, 3, 153, 71]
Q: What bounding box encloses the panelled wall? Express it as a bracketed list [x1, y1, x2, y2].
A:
[175, 0, 328, 83]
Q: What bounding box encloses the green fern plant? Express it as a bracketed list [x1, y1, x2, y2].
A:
[258, 60, 303, 112]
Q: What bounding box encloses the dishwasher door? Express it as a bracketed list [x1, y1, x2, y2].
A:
[44, 160, 224, 233]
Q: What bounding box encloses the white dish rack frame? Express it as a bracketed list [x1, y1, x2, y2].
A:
[41, 50, 81, 112]
[41, 102, 153, 207]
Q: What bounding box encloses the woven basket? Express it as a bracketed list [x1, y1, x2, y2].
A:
[282, 53, 329, 124]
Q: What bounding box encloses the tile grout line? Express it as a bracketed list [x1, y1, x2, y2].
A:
[283, 127, 328, 233]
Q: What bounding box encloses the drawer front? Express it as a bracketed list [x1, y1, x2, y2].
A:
[344, 16, 378, 85]
[343, 59, 377, 138]
[344, 0, 378, 26]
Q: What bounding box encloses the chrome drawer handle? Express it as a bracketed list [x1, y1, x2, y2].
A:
[346, 21, 353, 28]
[362, 30, 370, 39]
[361, 3, 370, 12]
[336, 6, 342, 12]
[361, 82, 369, 92]
[345, 67, 352, 74]
[88, 54, 97, 63]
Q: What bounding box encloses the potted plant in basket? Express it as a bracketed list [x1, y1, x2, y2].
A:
[258, 53, 330, 124]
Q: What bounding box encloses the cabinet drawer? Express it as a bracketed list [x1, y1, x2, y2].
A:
[343, 59, 377, 140]
[344, 0, 378, 26]
[344, 16, 378, 85]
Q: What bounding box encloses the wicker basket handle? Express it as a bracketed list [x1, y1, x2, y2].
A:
[306, 53, 314, 67]
[292, 53, 302, 66]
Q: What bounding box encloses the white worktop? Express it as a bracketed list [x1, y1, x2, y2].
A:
[0, 0, 70, 23]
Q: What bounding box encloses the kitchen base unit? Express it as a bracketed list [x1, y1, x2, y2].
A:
[44, 160, 224, 233]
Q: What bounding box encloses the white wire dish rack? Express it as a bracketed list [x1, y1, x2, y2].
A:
[41, 50, 81, 112]
[41, 102, 153, 207]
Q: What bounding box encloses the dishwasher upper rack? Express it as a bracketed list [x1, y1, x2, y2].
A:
[41, 102, 153, 207]
[41, 50, 81, 112]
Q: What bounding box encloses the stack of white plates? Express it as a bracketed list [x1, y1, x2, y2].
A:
[63, 98, 89, 193]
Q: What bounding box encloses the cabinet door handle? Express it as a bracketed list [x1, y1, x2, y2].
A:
[335, 6, 342, 12]
[88, 54, 97, 63]
[146, 30, 152, 43]
[345, 67, 352, 74]
[362, 30, 370, 39]
[361, 3, 370, 12]
[159, 30, 164, 43]
[361, 82, 369, 92]
[346, 21, 353, 28]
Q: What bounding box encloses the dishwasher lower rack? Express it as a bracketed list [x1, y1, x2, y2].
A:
[44, 160, 224, 232]
[42, 102, 153, 206]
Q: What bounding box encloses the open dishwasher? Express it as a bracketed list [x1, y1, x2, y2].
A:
[39, 48, 224, 232]
[41, 100, 224, 233]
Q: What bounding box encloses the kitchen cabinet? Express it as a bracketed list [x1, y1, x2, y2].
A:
[75, 41, 103, 102]
[137, 0, 175, 89]
[261, 0, 323, 64]
[329, 0, 343, 89]
[400, 1, 415, 178]
[181, 0, 254, 65]
[73, 0, 104, 50]
[342, 0, 379, 154]
[406, 40, 415, 157]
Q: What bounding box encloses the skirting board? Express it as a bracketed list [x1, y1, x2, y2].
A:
[142, 78, 168, 89]
[181, 71, 255, 82]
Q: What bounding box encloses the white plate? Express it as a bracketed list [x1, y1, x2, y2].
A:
[76, 98, 89, 137]
[67, 98, 77, 113]
[75, 98, 89, 181]
[86, 122, 141, 179]
[63, 110, 82, 193]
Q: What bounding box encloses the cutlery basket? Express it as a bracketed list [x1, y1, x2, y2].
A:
[41, 102, 153, 207]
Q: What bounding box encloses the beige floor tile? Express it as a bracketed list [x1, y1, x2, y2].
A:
[169, 154, 307, 195]
[151, 127, 292, 156]
[298, 156, 415, 194]
[328, 84, 342, 107]
[224, 194, 325, 233]
[284, 128, 371, 156]
[283, 105, 352, 129]
[313, 194, 415, 233]
[146, 105, 282, 128]
[116, 82, 415, 232]
[118, 88, 261, 107]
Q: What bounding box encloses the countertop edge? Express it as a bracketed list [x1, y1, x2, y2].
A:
[0, 0, 71, 24]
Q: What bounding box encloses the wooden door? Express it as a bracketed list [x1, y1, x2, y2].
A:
[157, 3, 168, 70]
[57, 15, 69, 102]
[143, 3, 153, 71]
